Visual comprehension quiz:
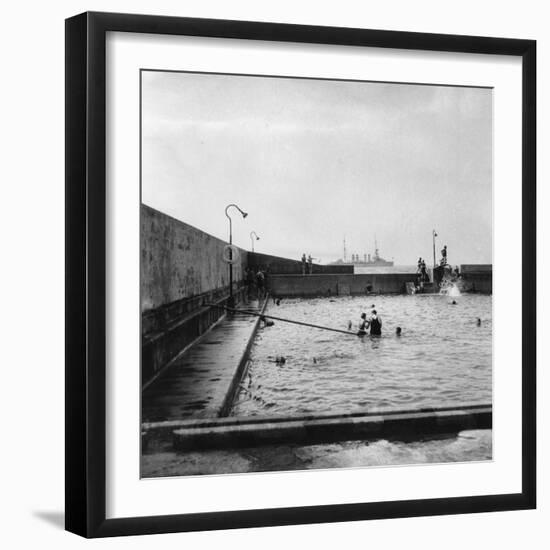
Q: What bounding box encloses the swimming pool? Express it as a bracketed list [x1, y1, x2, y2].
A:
[231, 294, 492, 416]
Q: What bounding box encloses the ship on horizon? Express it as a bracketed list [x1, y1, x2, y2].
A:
[330, 237, 394, 267]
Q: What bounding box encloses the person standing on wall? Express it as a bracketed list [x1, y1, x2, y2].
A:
[301, 253, 307, 275]
[420, 259, 427, 282]
[441, 245, 448, 266]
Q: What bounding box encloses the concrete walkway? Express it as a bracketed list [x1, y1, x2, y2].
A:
[142, 299, 265, 423]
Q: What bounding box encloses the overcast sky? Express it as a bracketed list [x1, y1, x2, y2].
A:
[142, 70, 492, 266]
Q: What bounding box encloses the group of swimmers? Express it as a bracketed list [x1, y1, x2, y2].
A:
[349, 307, 384, 336]
[350, 301, 482, 338]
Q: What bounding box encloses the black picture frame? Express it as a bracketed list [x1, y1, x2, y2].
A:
[65, 11, 536, 538]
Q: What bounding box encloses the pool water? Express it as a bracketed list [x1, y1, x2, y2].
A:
[232, 294, 492, 416]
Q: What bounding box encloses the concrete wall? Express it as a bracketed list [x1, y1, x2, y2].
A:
[248, 251, 353, 275]
[268, 273, 413, 297]
[141, 205, 248, 385]
[171, 404, 492, 451]
[460, 264, 492, 293]
[141, 204, 247, 312]
[460, 264, 492, 273]
[432, 264, 492, 294]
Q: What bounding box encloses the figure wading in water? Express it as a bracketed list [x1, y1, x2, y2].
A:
[369, 309, 382, 336]
[357, 310, 382, 336]
[357, 313, 368, 336]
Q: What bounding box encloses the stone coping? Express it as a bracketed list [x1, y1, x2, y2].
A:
[141, 403, 491, 451]
[171, 404, 491, 450]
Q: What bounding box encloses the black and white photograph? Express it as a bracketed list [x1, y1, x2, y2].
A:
[140, 70, 493, 478]
[1, 0, 545, 544]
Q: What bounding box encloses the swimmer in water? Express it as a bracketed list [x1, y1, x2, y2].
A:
[451, 300, 457, 305]
[357, 313, 368, 336]
[395, 326, 402, 336]
[369, 309, 382, 335]
[261, 315, 274, 327]
[476, 317, 481, 326]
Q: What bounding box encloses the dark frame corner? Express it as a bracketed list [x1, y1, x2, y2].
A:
[65, 11, 536, 538]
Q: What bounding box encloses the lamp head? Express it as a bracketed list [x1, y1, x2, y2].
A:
[225, 203, 248, 219]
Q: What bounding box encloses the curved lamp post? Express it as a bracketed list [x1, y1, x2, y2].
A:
[225, 203, 248, 308]
[250, 231, 260, 252]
